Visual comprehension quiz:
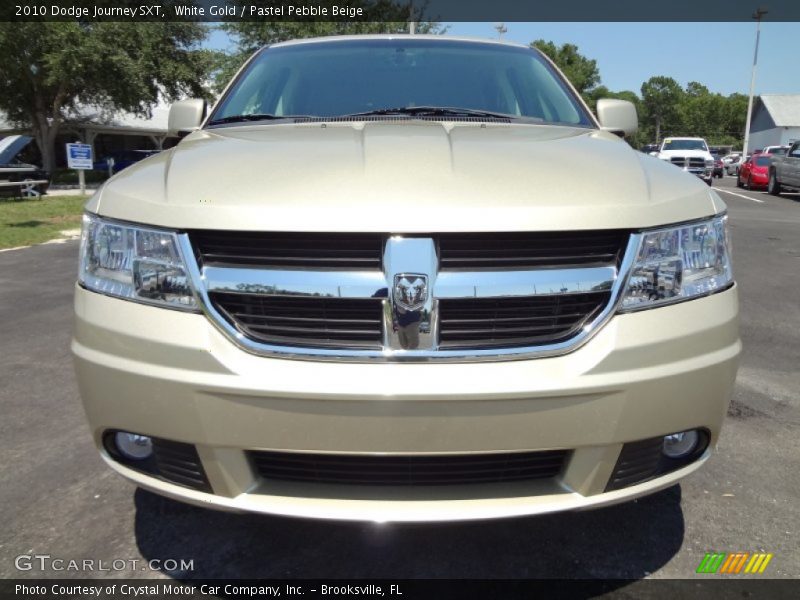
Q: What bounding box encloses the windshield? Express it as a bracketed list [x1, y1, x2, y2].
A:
[754, 156, 771, 166]
[661, 139, 708, 152]
[209, 39, 593, 127]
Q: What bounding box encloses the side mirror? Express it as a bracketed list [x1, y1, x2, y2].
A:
[596, 99, 638, 138]
[168, 99, 206, 135]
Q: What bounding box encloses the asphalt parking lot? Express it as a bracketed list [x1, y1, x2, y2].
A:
[1, 175, 798, 582]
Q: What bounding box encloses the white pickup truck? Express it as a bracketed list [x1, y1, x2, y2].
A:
[768, 140, 800, 195]
[655, 137, 715, 186]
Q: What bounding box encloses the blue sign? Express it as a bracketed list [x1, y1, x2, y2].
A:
[66, 143, 93, 170]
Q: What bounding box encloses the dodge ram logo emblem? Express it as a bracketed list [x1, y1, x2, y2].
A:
[393, 273, 428, 311]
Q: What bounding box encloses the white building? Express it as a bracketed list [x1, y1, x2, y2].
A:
[0, 101, 177, 169]
[748, 94, 800, 150]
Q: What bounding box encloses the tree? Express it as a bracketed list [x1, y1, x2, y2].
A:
[530, 40, 600, 98]
[722, 93, 748, 147]
[641, 76, 684, 144]
[0, 22, 211, 173]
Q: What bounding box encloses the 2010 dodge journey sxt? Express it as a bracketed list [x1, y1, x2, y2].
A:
[72, 36, 740, 521]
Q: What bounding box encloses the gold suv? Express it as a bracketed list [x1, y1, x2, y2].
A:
[73, 36, 739, 521]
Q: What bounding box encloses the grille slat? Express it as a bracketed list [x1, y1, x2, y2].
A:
[442, 312, 587, 325]
[232, 313, 379, 326]
[250, 450, 568, 486]
[244, 324, 381, 337]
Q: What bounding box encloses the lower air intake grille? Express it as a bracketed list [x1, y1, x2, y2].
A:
[605, 437, 664, 491]
[104, 431, 211, 493]
[438, 292, 610, 349]
[606, 432, 710, 491]
[152, 439, 211, 492]
[210, 293, 384, 349]
[250, 450, 569, 486]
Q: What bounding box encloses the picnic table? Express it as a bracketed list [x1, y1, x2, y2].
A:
[0, 179, 49, 199]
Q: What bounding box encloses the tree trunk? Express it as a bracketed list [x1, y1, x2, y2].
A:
[655, 115, 661, 146]
[30, 111, 60, 175]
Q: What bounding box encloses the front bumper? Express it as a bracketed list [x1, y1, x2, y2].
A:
[73, 285, 740, 521]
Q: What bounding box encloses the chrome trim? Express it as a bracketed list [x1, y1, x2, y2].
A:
[435, 267, 616, 298]
[203, 267, 388, 299]
[177, 234, 641, 363]
[201, 266, 617, 300]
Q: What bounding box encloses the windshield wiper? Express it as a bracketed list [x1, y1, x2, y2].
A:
[207, 113, 313, 126]
[340, 106, 535, 121]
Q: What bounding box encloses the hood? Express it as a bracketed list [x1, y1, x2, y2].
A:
[0, 135, 34, 165]
[91, 121, 725, 232]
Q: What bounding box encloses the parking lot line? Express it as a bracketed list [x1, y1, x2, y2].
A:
[714, 188, 765, 204]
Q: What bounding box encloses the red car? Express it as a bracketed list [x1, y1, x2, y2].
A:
[713, 156, 724, 178]
[737, 153, 771, 189]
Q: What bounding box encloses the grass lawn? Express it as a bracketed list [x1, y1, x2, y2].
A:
[0, 195, 88, 249]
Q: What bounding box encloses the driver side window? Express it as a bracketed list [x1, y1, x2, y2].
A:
[789, 143, 800, 158]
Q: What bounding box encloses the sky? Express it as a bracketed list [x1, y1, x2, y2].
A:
[206, 21, 800, 97]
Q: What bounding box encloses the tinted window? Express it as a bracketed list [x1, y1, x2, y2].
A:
[754, 156, 771, 166]
[211, 40, 593, 126]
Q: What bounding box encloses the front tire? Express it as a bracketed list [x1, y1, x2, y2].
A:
[736, 175, 744, 188]
[768, 171, 782, 196]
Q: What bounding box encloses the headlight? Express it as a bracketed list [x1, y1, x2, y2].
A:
[79, 213, 197, 310]
[620, 214, 732, 311]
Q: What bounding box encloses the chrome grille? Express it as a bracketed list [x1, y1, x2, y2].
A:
[439, 292, 610, 349]
[670, 157, 706, 169]
[182, 231, 636, 361]
[210, 293, 384, 349]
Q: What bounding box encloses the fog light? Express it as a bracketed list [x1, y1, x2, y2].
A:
[662, 430, 699, 459]
[115, 432, 153, 460]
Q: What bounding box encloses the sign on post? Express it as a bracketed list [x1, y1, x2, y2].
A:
[66, 142, 93, 195]
[66, 143, 93, 169]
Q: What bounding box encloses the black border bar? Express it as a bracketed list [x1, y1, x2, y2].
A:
[3, 0, 800, 22]
[3, 579, 800, 600]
